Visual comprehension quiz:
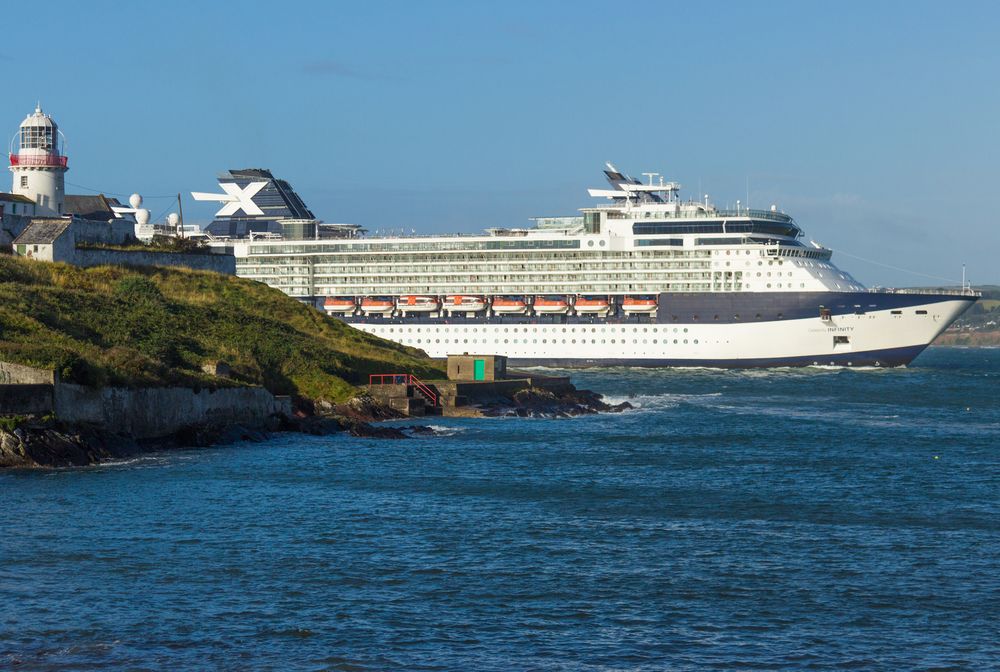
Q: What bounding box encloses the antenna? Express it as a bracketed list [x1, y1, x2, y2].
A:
[642, 172, 658, 185]
[746, 176, 750, 211]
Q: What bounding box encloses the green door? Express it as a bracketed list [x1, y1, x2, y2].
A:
[473, 359, 486, 381]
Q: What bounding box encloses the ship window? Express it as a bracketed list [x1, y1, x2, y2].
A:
[834, 336, 850, 345]
[916, 310, 928, 315]
[891, 310, 902, 315]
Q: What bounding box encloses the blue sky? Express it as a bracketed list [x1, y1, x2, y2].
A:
[4, 1, 998, 286]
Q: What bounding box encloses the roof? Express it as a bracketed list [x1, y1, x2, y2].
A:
[0, 192, 36, 204]
[64, 194, 117, 222]
[12, 218, 71, 245]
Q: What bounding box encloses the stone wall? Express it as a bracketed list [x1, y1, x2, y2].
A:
[0, 362, 56, 385]
[0, 385, 53, 415]
[72, 248, 236, 274]
[53, 384, 291, 438]
[1, 360, 290, 438]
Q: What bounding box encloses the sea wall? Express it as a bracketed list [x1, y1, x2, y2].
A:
[72, 248, 236, 274]
[52, 384, 290, 439]
[0, 361, 56, 385]
[0, 384, 53, 415]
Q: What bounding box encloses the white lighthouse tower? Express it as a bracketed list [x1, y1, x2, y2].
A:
[9, 104, 68, 216]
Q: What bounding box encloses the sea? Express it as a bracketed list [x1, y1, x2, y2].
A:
[1, 346, 998, 671]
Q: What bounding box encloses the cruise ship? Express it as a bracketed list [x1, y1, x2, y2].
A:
[200, 164, 978, 367]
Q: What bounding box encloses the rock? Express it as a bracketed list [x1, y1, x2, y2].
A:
[399, 425, 438, 436]
[337, 394, 404, 422]
[346, 420, 408, 439]
[478, 386, 633, 418]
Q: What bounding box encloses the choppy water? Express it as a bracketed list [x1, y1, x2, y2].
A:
[2, 347, 998, 671]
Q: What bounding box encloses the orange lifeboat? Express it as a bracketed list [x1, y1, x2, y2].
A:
[491, 296, 528, 314]
[443, 295, 487, 313]
[323, 296, 356, 314]
[574, 295, 611, 314]
[621, 295, 658, 314]
[360, 296, 395, 315]
[397, 295, 439, 314]
[533, 295, 570, 314]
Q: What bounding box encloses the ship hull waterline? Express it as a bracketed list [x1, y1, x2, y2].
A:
[336, 293, 975, 369]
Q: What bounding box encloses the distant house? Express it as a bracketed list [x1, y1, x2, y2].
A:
[63, 194, 120, 222]
[0, 193, 38, 219]
[12, 219, 72, 262]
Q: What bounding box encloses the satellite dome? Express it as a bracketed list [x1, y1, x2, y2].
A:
[166, 213, 180, 227]
[129, 193, 143, 209]
[135, 208, 150, 226]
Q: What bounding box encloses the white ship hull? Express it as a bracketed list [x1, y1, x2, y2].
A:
[348, 297, 972, 367]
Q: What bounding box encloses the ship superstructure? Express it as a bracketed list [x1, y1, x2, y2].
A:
[203, 164, 978, 367]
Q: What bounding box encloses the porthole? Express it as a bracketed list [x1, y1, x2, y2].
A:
[673, 339, 678, 344]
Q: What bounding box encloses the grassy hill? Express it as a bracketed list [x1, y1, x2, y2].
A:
[0, 256, 444, 402]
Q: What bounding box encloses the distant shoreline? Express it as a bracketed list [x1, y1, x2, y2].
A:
[932, 331, 1000, 347]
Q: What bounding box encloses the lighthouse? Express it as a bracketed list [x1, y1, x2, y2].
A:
[9, 104, 67, 216]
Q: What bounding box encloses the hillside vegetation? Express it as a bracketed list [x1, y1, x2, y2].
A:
[0, 256, 443, 401]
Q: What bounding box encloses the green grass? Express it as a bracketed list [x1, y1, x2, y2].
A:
[0, 256, 443, 402]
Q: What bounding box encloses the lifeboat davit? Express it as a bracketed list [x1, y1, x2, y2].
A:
[491, 296, 528, 314]
[574, 295, 611, 314]
[443, 295, 487, 313]
[533, 295, 570, 314]
[397, 295, 439, 314]
[621, 295, 659, 314]
[323, 296, 356, 314]
[360, 296, 395, 315]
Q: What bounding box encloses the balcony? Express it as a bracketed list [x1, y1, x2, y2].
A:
[9, 153, 68, 168]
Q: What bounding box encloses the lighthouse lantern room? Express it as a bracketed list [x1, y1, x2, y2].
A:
[9, 104, 68, 216]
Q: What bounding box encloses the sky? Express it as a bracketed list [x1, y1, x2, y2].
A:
[3, 0, 998, 286]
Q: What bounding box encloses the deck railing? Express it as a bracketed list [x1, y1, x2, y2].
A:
[9, 153, 68, 167]
[368, 373, 438, 406]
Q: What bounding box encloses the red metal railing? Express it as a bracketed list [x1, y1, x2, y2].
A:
[369, 373, 438, 406]
[9, 153, 68, 167]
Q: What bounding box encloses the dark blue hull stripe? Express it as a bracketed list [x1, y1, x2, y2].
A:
[337, 292, 974, 327]
[502, 344, 928, 369]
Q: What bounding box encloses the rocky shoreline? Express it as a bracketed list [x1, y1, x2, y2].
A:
[0, 384, 626, 469]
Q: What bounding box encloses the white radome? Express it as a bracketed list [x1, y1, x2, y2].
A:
[135, 208, 150, 226]
[129, 193, 143, 209]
